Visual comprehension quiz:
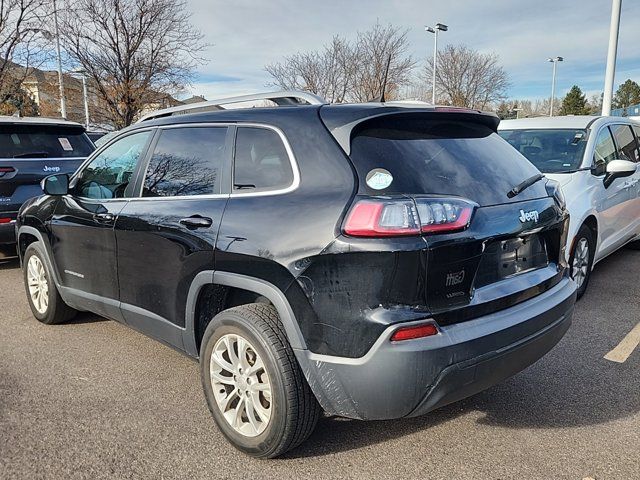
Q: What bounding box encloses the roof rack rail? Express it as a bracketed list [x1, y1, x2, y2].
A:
[137, 90, 328, 123]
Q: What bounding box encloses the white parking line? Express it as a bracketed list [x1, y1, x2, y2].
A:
[604, 322, 640, 363]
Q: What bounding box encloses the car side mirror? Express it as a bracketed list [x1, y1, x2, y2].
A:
[41, 174, 69, 196]
[604, 160, 637, 188]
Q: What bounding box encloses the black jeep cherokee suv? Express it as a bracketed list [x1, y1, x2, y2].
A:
[17, 93, 577, 458]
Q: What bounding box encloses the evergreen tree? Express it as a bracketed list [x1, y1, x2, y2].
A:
[612, 79, 640, 110]
[559, 85, 590, 115]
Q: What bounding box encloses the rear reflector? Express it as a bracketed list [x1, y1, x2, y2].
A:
[390, 323, 438, 342]
[343, 197, 476, 238]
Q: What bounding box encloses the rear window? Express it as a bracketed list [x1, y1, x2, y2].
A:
[0, 124, 94, 159]
[349, 115, 544, 206]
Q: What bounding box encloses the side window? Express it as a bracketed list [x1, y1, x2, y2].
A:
[75, 130, 152, 199]
[142, 127, 226, 197]
[610, 124, 640, 162]
[592, 127, 616, 173]
[233, 127, 294, 192]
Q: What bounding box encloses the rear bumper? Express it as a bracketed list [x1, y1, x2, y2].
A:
[299, 276, 576, 420]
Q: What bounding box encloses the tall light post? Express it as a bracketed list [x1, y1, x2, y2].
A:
[53, 0, 66, 118]
[425, 23, 448, 105]
[602, 0, 622, 115]
[548, 56, 563, 116]
[72, 69, 90, 128]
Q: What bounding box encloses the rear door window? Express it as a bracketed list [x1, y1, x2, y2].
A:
[142, 127, 226, 197]
[233, 127, 294, 192]
[610, 124, 640, 162]
[349, 115, 545, 206]
[0, 125, 94, 158]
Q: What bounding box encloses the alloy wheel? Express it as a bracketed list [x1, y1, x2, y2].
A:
[26, 255, 49, 314]
[571, 237, 589, 288]
[209, 333, 272, 437]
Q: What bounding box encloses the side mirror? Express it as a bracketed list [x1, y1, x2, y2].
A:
[41, 174, 69, 196]
[604, 160, 637, 188]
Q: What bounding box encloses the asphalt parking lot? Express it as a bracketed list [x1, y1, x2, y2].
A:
[1, 250, 639, 480]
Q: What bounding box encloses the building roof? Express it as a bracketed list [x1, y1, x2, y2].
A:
[182, 95, 207, 105]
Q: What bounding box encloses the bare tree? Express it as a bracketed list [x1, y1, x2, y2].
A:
[349, 24, 416, 102]
[265, 23, 415, 103]
[0, 0, 50, 103]
[59, 0, 206, 128]
[265, 36, 355, 103]
[422, 44, 510, 109]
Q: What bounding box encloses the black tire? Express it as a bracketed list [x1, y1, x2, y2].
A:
[23, 242, 77, 324]
[199, 303, 320, 458]
[569, 225, 594, 300]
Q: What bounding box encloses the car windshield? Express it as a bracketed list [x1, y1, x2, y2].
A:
[0, 124, 94, 159]
[498, 128, 588, 173]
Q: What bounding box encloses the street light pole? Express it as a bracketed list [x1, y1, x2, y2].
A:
[602, 0, 622, 115]
[548, 56, 563, 116]
[81, 76, 89, 128]
[425, 23, 448, 105]
[53, 0, 66, 119]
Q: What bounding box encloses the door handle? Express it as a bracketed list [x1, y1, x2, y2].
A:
[179, 216, 213, 229]
[93, 212, 115, 224]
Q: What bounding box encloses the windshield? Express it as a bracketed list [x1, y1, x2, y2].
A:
[349, 115, 547, 206]
[0, 124, 94, 159]
[498, 128, 588, 173]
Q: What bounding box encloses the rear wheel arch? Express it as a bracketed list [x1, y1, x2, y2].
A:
[185, 271, 307, 358]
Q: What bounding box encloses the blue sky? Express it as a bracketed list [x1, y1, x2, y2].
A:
[185, 0, 640, 102]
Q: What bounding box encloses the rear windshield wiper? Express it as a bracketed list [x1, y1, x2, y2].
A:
[13, 151, 49, 158]
[507, 173, 544, 199]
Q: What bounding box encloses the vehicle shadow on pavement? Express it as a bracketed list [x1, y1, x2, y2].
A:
[287, 248, 640, 458]
[0, 258, 20, 270]
[65, 312, 109, 325]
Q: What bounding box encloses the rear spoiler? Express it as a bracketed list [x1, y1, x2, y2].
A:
[320, 106, 500, 155]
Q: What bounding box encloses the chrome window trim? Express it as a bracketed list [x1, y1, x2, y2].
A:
[230, 123, 300, 198]
[70, 122, 300, 203]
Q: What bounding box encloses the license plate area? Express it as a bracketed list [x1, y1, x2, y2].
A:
[475, 234, 549, 287]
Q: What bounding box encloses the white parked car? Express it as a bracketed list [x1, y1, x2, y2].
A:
[499, 116, 640, 298]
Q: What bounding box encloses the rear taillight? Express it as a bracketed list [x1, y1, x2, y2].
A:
[390, 322, 438, 341]
[0, 167, 14, 178]
[343, 197, 476, 237]
[0, 218, 12, 224]
[343, 199, 420, 237]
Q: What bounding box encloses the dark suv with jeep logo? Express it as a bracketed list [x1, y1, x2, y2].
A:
[0, 117, 94, 257]
[16, 92, 577, 458]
